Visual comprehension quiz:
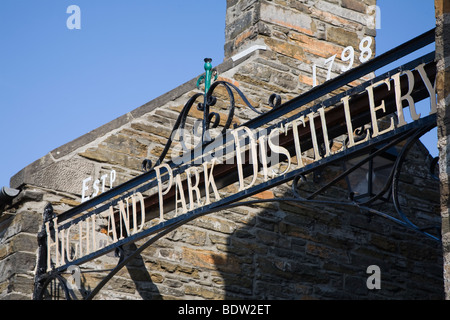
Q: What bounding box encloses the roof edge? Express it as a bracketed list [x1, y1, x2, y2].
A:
[9, 53, 256, 189]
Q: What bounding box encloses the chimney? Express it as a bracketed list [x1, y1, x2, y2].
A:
[224, 0, 377, 97]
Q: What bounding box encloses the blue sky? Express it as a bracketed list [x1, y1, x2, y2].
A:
[0, 1, 437, 188]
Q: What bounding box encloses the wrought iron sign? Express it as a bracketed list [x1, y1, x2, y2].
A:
[34, 29, 438, 300]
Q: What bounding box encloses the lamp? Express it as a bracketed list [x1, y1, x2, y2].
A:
[343, 144, 398, 202]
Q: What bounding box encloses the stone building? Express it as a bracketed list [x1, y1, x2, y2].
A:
[0, 0, 447, 300]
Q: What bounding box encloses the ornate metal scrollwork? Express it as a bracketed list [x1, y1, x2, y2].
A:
[288, 121, 441, 241]
[35, 273, 73, 300]
[34, 203, 77, 300]
[143, 58, 282, 171]
[430, 156, 439, 181]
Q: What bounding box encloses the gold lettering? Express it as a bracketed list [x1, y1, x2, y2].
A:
[341, 95, 369, 148]
[65, 223, 78, 262]
[416, 63, 437, 114]
[132, 192, 146, 233]
[306, 111, 322, 160]
[393, 70, 419, 126]
[203, 158, 221, 205]
[154, 163, 173, 222]
[258, 134, 269, 181]
[78, 218, 92, 257]
[175, 174, 188, 215]
[268, 126, 291, 177]
[318, 107, 331, 157]
[59, 228, 66, 266]
[232, 126, 258, 191]
[118, 198, 131, 240]
[285, 116, 307, 169]
[366, 79, 395, 138]
[107, 205, 118, 243]
[185, 167, 202, 210]
[46, 218, 59, 271]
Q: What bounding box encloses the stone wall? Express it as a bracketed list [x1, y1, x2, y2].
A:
[0, 0, 445, 300]
[0, 187, 59, 299]
[436, 0, 450, 299]
[224, 0, 376, 103]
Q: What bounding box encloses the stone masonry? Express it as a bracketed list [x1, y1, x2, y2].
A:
[436, 0, 450, 299]
[0, 0, 445, 300]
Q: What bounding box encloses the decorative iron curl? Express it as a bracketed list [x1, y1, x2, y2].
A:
[344, 123, 439, 237]
[292, 174, 308, 200]
[390, 123, 440, 237]
[430, 156, 439, 181]
[269, 93, 282, 109]
[143, 60, 282, 172]
[343, 125, 371, 149]
[142, 91, 204, 171]
[36, 273, 73, 300]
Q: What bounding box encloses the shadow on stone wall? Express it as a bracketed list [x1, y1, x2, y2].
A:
[123, 243, 162, 300]
[212, 203, 442, 300]
[211, 148, 444, 300]
[88, 144, 443, 300]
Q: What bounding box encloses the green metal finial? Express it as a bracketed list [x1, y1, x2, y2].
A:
[204, 58, 213, 93]
[196, 58, 218, 94]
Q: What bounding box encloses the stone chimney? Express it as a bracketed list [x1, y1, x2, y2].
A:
[224, 0, 377, 100]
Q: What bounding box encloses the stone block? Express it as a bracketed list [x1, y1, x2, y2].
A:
[270, 69, 298, 91]
[435, 0, 450, 16]
[0, 210, 41, 240]
[185, 285, 225, 299]
[344, 275, 368, 296]
[22, 158, 95, 195]
[341, 0, 367, 13]
[0, 234, 37, 260]
[315, 1, 368, 25]
[264, 38, 308, 62]
[101, 133, 148, 158]
[79, 147, 142, 172]
[131, 122, 172, 139]
[0, 252, 36, 283]
[182, 247, 241, 274]
[290, 32, 344, 58]
[326, 26, 360, 48]
[167, 227, 207, 246]
[191, 215, 237, 234]
[4, 275, 33, 298]
[225, 10, 254, 41]
[260, 2, 313, 35]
